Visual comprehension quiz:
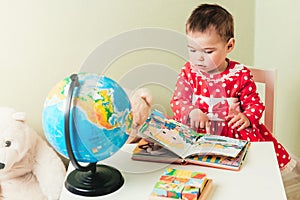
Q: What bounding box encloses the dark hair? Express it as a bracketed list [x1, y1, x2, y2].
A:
[186, 4, 234, 42]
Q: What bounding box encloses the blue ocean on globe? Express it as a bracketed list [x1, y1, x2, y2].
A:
[42, 73, 133, 163]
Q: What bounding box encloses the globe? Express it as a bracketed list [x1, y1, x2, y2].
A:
[42, 72, 133, 163]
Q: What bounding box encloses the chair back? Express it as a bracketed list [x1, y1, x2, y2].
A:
[248, 67, 276, 133]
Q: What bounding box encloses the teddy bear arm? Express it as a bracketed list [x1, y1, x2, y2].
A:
[32, 136, 66, 200]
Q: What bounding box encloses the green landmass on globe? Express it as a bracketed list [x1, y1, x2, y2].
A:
[42, 73, 133, 163]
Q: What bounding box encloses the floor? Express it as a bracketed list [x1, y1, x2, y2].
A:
[282, 157, 300, 200]
[283, 172, 300, 200]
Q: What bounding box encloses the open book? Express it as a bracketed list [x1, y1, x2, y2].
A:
[132, 110, 250, 171]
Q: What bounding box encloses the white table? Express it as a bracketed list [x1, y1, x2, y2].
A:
[59, 142, 287, 200]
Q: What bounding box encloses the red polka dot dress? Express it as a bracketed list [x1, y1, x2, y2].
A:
[170, 60, 291, 170]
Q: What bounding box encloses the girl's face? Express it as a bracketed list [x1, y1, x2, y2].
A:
[187, 29, 234, 74]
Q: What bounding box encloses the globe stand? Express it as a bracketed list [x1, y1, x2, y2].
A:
[64, 74, 124, 196]
[64, 164, 124, 196]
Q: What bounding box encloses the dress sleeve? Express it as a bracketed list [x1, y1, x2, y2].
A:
[170, 70, 198, 124]
[239, 71, 265, 126]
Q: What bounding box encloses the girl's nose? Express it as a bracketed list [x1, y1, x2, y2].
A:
[198, 54, 205, 61]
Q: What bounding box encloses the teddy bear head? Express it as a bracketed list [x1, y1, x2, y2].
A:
[0, 107, 31, 175]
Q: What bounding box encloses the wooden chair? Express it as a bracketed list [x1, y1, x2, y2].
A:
[249, 67, 276, 133]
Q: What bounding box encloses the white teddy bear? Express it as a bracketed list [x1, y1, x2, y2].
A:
[0, 107, 66, 200]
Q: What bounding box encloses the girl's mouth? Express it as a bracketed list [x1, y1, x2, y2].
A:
[192, 63, 207, 69]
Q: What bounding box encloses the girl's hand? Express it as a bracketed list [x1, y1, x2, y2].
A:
[189, 109, 210, 133]
[226, 109, 250, 131]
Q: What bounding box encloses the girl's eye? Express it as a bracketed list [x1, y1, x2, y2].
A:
[189, 49, 196, 53]
[204, 50, 213, 54]
[5, 141, 11, 147]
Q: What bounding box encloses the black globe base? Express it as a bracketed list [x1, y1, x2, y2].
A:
[65, 164, 124, 197]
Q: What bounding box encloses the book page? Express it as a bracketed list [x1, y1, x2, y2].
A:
[138, 110, 201, 159]
[184, 135, 248, 158]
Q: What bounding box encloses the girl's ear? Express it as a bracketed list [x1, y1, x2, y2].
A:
[226, 38, 235, 53]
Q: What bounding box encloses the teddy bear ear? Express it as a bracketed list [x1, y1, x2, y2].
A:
[12, 112, 26, 122]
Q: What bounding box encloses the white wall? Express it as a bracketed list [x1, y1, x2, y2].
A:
[0, 1, 254, 139]
[254, 0, 300, 156]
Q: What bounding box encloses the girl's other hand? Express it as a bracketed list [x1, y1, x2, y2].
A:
[226, 109, 250, 131]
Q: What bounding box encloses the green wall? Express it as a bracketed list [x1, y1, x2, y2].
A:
[0, 1, 255, 138]
[254, 0, 300, 157]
